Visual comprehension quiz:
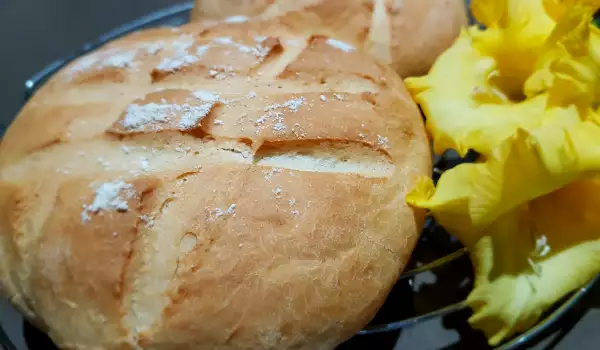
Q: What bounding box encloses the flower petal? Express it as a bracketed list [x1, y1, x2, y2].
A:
[544, 0, 600, 21]
[466, 178, 600, 345]
[407, 120, 600, 244]
[526, 7, 600, 110]
[406, 32, 562, 157]
[471, 0, 555, 91]
[407, 176, 481, 246]
[470, 0, 508, 28]
[408, 2, 600, 158]
[406, 1, 600, 346]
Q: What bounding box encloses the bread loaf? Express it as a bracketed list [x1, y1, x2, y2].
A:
[191, 0, 467, 77]
[0, 17, 430, 350]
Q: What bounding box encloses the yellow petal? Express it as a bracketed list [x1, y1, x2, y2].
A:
[544, 0, 568, 20]
[408, 119, 600, 344]
[406, 25, 592, 157]
[407, 32, 537, 156]
[589, 107, 600, 123]
[406, 1, 600, 346]
[407, 176, 481, 246]
[410, 71, 580, 157]
[525, 6, 590, 96]
[470, 0, 508, 28]
[526, 6, 600, 110]
[472, 0, 556, 30]
[547, 56, 600, 108]
[466, 178, 600, 345]
[408, 2, 600, 159]
[544, 0, 600, 21]
[471, 0, 555, 92]
[407, 120, 600, 244]
[589, 25, 600, 63]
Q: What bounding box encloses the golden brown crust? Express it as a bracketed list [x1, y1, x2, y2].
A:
[0, 19, 430, 350]
[191, 0, 276, 20]
[191, 0, 467, 77]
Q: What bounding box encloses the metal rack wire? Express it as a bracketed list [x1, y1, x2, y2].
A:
[2, 2, 597, 349]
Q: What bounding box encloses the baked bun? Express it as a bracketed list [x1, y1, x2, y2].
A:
[191, 0, 467, 77]
[0, 17, 429, 350]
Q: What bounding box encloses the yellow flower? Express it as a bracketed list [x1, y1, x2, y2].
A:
[408, 120, 600, 242]
[407, 121, 600, 344]
[406, 32, 582, 157]
[467, 179, 600, 344]
[471, 0, 556, 96]
[405, 0, 600, 344]
[406, 1, 558, 158]
[406, 0, 600, 157]
[526, 6, 600, 110]
[544, 0, 600, 21]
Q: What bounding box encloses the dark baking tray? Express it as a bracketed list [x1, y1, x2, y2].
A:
[2, 2, 598, 350]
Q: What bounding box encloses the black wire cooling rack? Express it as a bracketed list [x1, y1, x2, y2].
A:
[1, 2, 598, 349]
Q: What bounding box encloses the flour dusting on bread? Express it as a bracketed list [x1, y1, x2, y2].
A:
[80, 181, 135, 222]
[325, 38, 356, 53]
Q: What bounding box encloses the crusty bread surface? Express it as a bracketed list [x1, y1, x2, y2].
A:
[191, 0, 467, 77]
[0, 17, 430, 350]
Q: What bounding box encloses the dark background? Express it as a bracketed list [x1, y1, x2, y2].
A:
[0, 0, 176, 131]
[0, 0, 599, 349]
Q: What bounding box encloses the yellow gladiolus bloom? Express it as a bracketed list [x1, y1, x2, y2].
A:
[406, 0, 600, 157]
[407, 121, 600, 344]
[406, 31, 582, 157]
[470, 0, 555, 96]
[526, 6, 600, 110]
[405, 0, 600, 345]
[467, 177, 600, 344]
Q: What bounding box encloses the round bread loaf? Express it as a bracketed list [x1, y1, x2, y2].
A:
[191, 0, 467, 77]
[0, 17, 430, 350]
